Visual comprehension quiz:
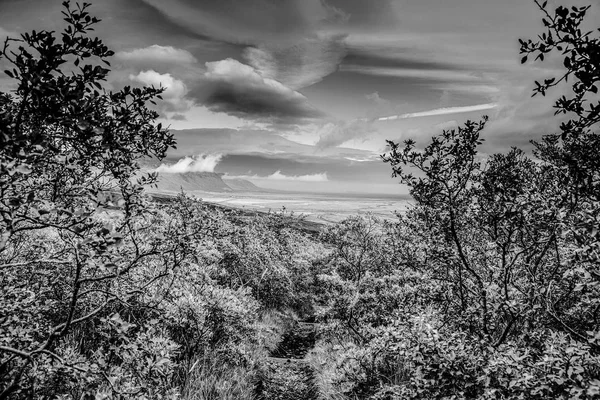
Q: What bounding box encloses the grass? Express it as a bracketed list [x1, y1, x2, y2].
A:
[304, 340, 350, 400]
[180, 309, 290, 400]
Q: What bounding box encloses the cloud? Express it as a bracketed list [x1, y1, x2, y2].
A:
[155, 154, 223, 173]
[341, 33, 502, 99]
[376, 103, 498, 121]
[365, 91, 388, 105]
[242, 33, 347, 90]
[340, 65, 485, 84]
[324, 0, 400, 28]
[200, 58, 323, 123]
[140, 0, 348, 90]
[170, 113, 187, 121]
[140, 0, 335, 44]
[116, 45, 197, 65]
[311, 103, 497, 151]
[482, 82, 568, 153]
[129, 70, 193, 113]
[267, 170, 328, 182]
[316, 119, 378, 149]
[226, 171, 329, 182]
[345, 156, 378, 163]
[343, 49, 467, 73]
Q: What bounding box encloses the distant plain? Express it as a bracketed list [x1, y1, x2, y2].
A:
[153, 189, 411, 224]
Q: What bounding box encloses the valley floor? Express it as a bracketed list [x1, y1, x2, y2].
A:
[150, 190, 411, 224]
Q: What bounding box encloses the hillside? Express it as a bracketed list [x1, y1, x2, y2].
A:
[222, 177, 262, 192]
[152, 171, 261, 193]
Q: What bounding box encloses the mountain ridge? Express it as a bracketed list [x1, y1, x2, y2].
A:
[151, 171, 262, 193]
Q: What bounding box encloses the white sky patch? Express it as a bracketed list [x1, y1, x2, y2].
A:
[155, 154, 223, 173]
[376, 103, 497, 121]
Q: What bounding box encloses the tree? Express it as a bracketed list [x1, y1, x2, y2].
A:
[0, 2, 177, 397]
[382, 0, 600, 348]
[520, 0, 600, 345]
[382, 119, 497, 337]
[320, 1, 600, 397]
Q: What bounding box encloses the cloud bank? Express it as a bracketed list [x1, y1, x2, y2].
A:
[155, 154, 223, 173]
[226, 170, 328, 182]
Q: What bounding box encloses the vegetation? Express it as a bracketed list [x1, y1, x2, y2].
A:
[1, 0, 599, 399]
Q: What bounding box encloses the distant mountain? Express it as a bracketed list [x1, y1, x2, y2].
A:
[149, 171, 262, 193]
[222, 178, 261, 192]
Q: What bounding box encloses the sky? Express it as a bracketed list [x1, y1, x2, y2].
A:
[1, 0, 597, 194]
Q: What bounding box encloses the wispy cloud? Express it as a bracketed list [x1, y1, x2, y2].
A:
[316, 119, 378, 149]
[155, 154, 223, 173]
[345, 156, 377, 163]
[140, 0, 349, 91]
[376, 103, 498, 121]
[340, 65, 485, 84]
[243, 33, 347, 90]
[116, 45, 197, 65]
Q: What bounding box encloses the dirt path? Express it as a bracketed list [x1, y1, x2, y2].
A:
[254, 322, 319, 400]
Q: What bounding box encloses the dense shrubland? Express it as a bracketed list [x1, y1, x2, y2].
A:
[1, 1, 600, 399]
[0, 4, 325, 398]
[307, 2, 600, 398]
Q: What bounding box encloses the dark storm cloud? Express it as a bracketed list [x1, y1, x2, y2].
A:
[204, 90, 321, 121]
[194, 58, 324, 123]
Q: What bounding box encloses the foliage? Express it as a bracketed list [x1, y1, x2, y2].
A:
[0, 3, 325, 398]
[2, 0, 600, 399]
[0, 1, 178, 397]
[311, 1, 600, 398]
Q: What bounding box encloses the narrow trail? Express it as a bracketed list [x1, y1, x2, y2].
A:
[254, 321, 320, 400]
